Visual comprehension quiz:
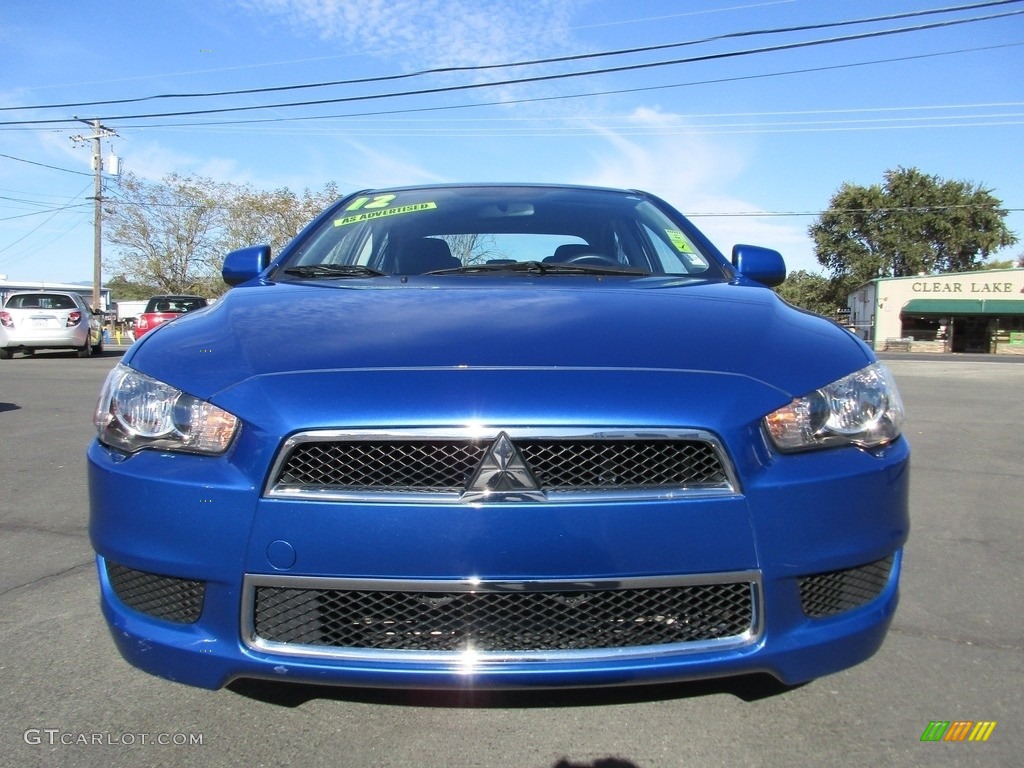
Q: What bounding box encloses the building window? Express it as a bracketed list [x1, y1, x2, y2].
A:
[900, 316, 946, 341]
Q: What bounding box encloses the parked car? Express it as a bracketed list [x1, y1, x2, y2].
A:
[1, 290, 102, 359]
[132, 295, 208, 340]
[89, 183, 909, 691]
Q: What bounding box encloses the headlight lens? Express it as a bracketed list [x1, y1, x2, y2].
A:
[764, 362, 904, 452]
[94, 363, 238, 454]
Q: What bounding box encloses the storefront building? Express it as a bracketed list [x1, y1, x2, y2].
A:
[846, 268, 1024, 354]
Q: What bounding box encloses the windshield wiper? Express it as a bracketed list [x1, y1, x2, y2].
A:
[427, 261, 649, 277]
[282, 264, 387, 279]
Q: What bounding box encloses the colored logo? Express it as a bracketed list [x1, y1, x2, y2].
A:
[920, 721, 996, 742]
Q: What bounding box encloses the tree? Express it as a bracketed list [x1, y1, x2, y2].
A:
[980, 258, 1017, 271]
[105, 175, 344, 297]
[105, 274, 158, 300]
[224, 182, 341, 254]
[105, 172, 232, 295]
[445, 233, 505, 264]
[809, 167, 1017, 284]
[775, 270, 849, 317]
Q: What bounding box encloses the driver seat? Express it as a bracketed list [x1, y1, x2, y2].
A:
[394, 238, 460, 274]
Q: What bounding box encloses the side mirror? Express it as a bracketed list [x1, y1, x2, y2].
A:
[222, 245, 272, 287]
[731, 244, 786, 287]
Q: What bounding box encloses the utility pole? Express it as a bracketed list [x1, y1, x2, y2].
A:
[71, 117, 117, 312]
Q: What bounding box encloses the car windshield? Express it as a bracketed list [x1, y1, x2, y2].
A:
[279, 186, 724, 278]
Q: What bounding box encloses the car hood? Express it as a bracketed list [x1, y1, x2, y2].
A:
[127, 277, 871, 418]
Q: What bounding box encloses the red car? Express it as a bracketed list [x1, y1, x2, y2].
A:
[133, 295, 208, 340]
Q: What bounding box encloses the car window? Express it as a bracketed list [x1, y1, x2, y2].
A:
[174, 298, 207, 312]
[638, 222, 710, 274]
[145, 297, 207, 312]
[6, 294, 77, 310]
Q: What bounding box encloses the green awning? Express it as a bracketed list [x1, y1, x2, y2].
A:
[901, 299, 1024, 316]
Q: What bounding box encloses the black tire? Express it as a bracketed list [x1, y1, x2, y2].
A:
[77, 340, 92, 358]
[0, 348, 12, 360]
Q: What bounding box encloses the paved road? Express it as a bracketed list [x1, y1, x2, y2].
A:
[1, 351, 1020, 767]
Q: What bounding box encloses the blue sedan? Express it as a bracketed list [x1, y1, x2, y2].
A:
[88, 184, 909, 691]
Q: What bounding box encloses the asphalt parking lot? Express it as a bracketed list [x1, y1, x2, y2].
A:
[1, 351, 1020, 768]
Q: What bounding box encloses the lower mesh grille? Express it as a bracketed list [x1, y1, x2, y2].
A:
[798, 555, 894, 618]
[250, 578, 756, 653]
[106, 561, 206, 624]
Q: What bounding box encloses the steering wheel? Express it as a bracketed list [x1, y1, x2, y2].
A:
[561, 253, 619, 266]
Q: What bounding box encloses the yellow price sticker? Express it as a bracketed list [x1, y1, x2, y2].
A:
[334, 201, 437, 227]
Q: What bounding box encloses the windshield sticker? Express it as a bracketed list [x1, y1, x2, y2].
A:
[666, 229, 708, 266]
[334, 201, 437, 227]
[666, 229, 696, 253]
[345, 194, 398, 211]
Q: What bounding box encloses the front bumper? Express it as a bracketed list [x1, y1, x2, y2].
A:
[88, 430, 909, 690]
[96, 551, 901, 690]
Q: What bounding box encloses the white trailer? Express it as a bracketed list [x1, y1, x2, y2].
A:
[114, 300, 148, 325]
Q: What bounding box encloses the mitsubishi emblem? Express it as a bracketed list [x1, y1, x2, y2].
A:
[463, 432, 545, 501]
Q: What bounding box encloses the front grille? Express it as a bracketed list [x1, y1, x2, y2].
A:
[798, 555, 894, 618]
[278, 440, 486, 493]
[517, 440, 726, 488]
[249, 577, 756, 654]
[268, 430, 732, 500]
[105, 561, 206, 624]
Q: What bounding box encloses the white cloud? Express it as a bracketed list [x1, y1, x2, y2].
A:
[573, 107, 820, 272]
[238, 0, 579, 67]
[309, 138, 448, 190]
[73, 135, 251, 187]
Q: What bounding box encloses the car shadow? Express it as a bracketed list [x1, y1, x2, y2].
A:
[227, 673, 801, 709]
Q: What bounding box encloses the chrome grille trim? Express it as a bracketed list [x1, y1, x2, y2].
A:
[264, 428, 739, 503]
[241, 572, 762, 664]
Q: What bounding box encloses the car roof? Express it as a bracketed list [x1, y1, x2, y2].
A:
[349, 182, 644, 197]
[7, 289, 79, 296]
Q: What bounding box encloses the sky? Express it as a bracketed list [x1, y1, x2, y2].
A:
[1, 0, 1023, 285]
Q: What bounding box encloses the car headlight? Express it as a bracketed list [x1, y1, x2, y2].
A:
[764, 362, 905, 452]
[94, 363, 238, 455]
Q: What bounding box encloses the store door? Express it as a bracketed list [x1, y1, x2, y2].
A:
[951, 316, 991, 353]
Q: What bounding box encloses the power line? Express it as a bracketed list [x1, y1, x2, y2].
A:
[690, 206, 1024, 219]
[64, 42, 1020, 134]
[4, 0, 1018, 113]
[0, 152, 92, 176]
[11, 0, 799, 92]
[0, 182, 92, 259]
[2, 8, 1022, 127]
[0, 206, 91, 222]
